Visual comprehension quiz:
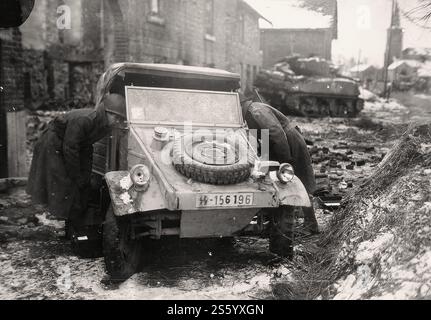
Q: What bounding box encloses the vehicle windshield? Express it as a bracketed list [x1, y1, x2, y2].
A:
[126, 87, 242, 127]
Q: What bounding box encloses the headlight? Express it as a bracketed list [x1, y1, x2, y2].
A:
[130, 164, 150, 191]
[277, 163, 294, 184]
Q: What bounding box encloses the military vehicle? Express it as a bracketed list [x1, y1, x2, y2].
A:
[84, 63, 313, 281]
[254, 56, 364, 118]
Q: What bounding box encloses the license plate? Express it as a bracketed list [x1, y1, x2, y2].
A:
[196, 193, 254, 208]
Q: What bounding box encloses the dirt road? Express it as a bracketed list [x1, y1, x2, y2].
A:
[1, 92, 429, 300]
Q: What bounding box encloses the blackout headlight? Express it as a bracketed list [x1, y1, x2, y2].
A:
[277, 163, 295, 184]
[130, 164, 150, 191]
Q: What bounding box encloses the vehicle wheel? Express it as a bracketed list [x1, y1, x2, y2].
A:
[103, 206, 141, 282]
[269, 206, 295, 258]
[172, 132, 255, 185]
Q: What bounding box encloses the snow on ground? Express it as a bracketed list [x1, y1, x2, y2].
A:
[1, 91, 430, 300]
[0, 236, 296, 300]
[362, 99, 408, 124]
[359, 88, 378, 102]
[329, 151, 431, 300]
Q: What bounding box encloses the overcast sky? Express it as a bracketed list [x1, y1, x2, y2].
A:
[246, 0, 431, 67]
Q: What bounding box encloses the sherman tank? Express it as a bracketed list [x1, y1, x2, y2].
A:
[254, 56, 364, 118]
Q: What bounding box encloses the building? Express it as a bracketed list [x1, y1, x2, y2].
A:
[403, 47, 431, 62]
[259, 0, 338, 68]
[384, 1, 403, 69]
[15, 0, 265, 109]
[349, 64, 379, 83]
[387, 60, 420, 84]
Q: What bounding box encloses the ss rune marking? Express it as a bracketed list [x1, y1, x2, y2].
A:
[199, 195, 209, 206]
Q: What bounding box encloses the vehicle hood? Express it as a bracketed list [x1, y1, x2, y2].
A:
[128, 126, 271, 195]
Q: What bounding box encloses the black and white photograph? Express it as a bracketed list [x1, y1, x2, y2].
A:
[0, 0, 431, 303]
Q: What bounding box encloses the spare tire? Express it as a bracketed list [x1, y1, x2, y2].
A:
[172, 132, 255, 185]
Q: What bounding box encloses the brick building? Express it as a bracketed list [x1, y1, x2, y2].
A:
[259, 0, 338, 68]
[15, 0, 264, 110]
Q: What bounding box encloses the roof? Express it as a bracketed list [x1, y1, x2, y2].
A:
[350, 64, 376, 73]
[403, 47, 431, 57]
[244, 0, 337, 34]
[418, 61, 431, 77]
[115, 63, 240, 79]
[388, 60, 422, 70]
[239, 0, 271, 25]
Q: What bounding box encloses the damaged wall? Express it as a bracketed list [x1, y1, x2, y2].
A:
[19, 0, 104, 110]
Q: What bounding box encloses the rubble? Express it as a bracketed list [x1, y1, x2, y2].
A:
[301, 123, 431, 300]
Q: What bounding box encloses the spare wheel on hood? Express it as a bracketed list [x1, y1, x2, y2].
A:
[172, 132, 255, 185]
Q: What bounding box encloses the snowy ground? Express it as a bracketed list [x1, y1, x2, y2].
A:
[1, 92, 430, 300]
[330, 143, 431, 300]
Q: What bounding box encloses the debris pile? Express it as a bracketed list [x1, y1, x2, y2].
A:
[298, 116, 390, 210]
[301, 123, 431, 299]
[310, 141, 385, 209]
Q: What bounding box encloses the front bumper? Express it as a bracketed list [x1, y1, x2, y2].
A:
[105, 170, 310, 217]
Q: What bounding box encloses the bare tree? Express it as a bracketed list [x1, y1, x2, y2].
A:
[402, 0, 431, 29]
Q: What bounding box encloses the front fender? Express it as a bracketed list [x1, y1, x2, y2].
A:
[273, 175, 311, 207]
[105, 171, 167, 216]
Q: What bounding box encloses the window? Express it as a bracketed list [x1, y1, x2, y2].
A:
[148, 0, 165, 25]
[205, 0, 214, 35]
[151, 0, 160, 14]
[239, 14, 245, 43]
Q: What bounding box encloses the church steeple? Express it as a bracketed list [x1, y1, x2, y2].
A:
[391, 0, 401, 28]
[385, 0, 403, 67]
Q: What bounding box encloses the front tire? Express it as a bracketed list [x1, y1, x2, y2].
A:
[103, 206, 141, 282]
[269, 206, 295, 258]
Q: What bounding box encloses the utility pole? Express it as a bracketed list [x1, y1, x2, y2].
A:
[357, 49, 361, 81]
[383, 0, 396, 100]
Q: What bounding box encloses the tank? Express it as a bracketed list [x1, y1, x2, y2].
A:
[254, 56, 364, 118]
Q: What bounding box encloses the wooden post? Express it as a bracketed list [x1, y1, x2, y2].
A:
[0, 85, 7, 179]
[0, 39, 8, 179]
[6, 110, 27, 177]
